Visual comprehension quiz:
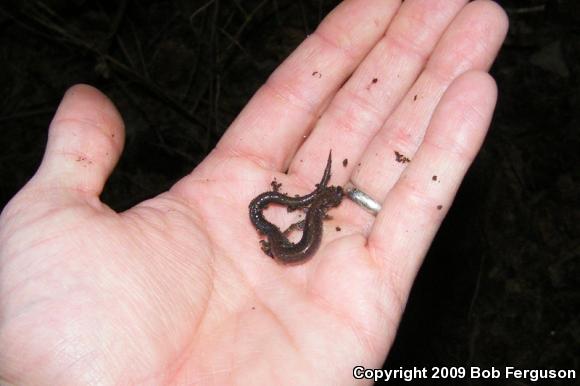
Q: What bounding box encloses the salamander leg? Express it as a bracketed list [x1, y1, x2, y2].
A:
[259, 239, 273, 257]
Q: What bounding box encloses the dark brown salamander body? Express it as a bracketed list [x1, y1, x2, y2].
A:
[248, 152, 343, 264]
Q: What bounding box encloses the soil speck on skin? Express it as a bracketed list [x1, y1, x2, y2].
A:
[395, 151, 411, 164]
[437, 205, 443, 210]
[413, 94, 418, 101]
[366, 77, 379, 90]
[336, 226, 341, 231]
[312, 71, 321, 78]
[432, 175, 438, 181]
[343, 158, 348, 167]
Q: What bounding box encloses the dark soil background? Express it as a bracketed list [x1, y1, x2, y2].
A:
[0, 0, 578, 384]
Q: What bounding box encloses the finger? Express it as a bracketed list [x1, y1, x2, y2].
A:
[350, 0, 508, 203]
[214, 0, 402, 171]
[32, 84, 125, 199]
[292, 0, 469, 185]
[368, 71, 497, 298]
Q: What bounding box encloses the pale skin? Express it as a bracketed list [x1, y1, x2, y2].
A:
[0, 0, 508, 385]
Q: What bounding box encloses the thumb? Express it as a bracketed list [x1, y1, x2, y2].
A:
[32, 84, 125, 201]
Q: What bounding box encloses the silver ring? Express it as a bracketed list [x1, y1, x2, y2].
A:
[344, 182, 382, 216]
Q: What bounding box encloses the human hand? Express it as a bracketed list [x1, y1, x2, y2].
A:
[0, 1, 507, 384]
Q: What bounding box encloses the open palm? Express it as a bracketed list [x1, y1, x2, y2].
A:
[0, 1, 507, 385]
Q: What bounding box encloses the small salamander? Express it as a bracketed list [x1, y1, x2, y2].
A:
[248, 152, 343, 264]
